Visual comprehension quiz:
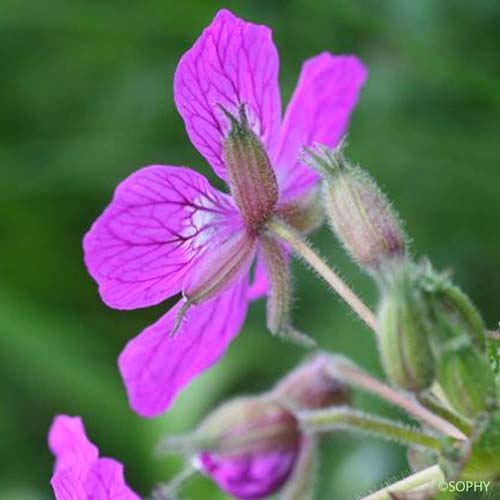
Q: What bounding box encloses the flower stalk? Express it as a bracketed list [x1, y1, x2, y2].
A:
[417, 392, 473, 436]
[266, 217, 377, 331]
[299, 407, 442, 451]
[152, 466, 197, 500]
[327, 357, 467, 441]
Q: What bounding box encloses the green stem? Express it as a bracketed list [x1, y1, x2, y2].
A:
[152, 465, 197, 500]
[328, 356, 467, 441]
[418, 391, 472, 435]
[266, 218, 377, 331]
[361, 465, 444, 500]
[299, 407, 441, 451]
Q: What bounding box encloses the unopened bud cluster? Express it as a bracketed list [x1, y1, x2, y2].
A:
[308, 141, 496, 422]
[378, 260, 495, 418]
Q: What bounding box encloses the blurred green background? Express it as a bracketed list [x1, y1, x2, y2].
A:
[1, 0, 500, 498]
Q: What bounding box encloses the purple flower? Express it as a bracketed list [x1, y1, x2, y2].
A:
[83, 9, 366, 417]
[199, 448, 299, 499]
[48, 415, 139, 500]
[176, 397, 302, 499]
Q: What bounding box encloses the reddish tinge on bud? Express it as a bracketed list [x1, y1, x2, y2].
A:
[221, 105, 279, 231]
[306, 140, 406, 272]
[195, 397, 301, 499]
[273, 353, 350, 411]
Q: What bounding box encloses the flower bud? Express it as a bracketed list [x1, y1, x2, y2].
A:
[377, 260, 495, 417]
[377, 263, 435, 391]
[193, 397, 301, 499]
[222, 105, 278, 230]
[436, 346, 495, 418]
[273, 353, 350, 410]
[419, 265, 494, 417]
[306, 141, 405, 272]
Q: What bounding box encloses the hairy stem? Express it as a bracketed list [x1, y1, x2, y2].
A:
[266, 218, 377, 331]
[300, 407, 441, 451]
[329, 357, 467, 441]
[417, 391, 473, 435]
[152, 465, 197, 500]
[361, 465, 444, 500]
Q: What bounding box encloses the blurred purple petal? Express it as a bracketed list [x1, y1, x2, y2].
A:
[275, 53, 367, 201]
[174, 9, 281, 180]
[85, 459, 139, 500]
[49, 416, 98, 473]
[199, 448, 298, 499]
[83, 165, 239, 310]
[49, 416, 139, 500]
[118, 278, 249, 417]
[51, 466, 89, 500]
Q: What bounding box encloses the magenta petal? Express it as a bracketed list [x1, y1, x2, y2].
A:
[51, 466, 90, 500]
[276, 53, 367, 201]
[51, 461, 139, 500]
[85, 459, 139, 500]
[200, 449, 298, 499]
[49, 416, 98, 473]
[83, 165, 239, 310]
[174, 9, 281, 181]
[247, 253, 268, 300]
[49, 415, 139, 500]
[118, 278, 249, 417]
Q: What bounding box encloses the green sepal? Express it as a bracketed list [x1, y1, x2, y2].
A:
[377, 263, 435, 391]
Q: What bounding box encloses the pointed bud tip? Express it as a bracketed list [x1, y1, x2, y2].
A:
[302, 137, 349, 176]
[221, 104, 278, 229]
[310, 143, 406, 272]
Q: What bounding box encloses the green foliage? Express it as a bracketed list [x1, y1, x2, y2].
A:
[2, 0, 500, 498]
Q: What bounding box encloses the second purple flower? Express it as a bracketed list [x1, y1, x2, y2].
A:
[83, 9, 366, 417]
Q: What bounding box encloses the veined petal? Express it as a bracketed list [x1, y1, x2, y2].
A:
[118, 278, 249, 417]
[174, 9, 281, 181]
[275, 53, 367, 201]
[85, 459, 139, 500]
[51, 466, 89, 500]
[51, 460, 138, 500]
[49, 416, 139, 500]
[183, 229, 256, 305]
[83, 165, 240, 310]
[48, 416, 98, 473]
